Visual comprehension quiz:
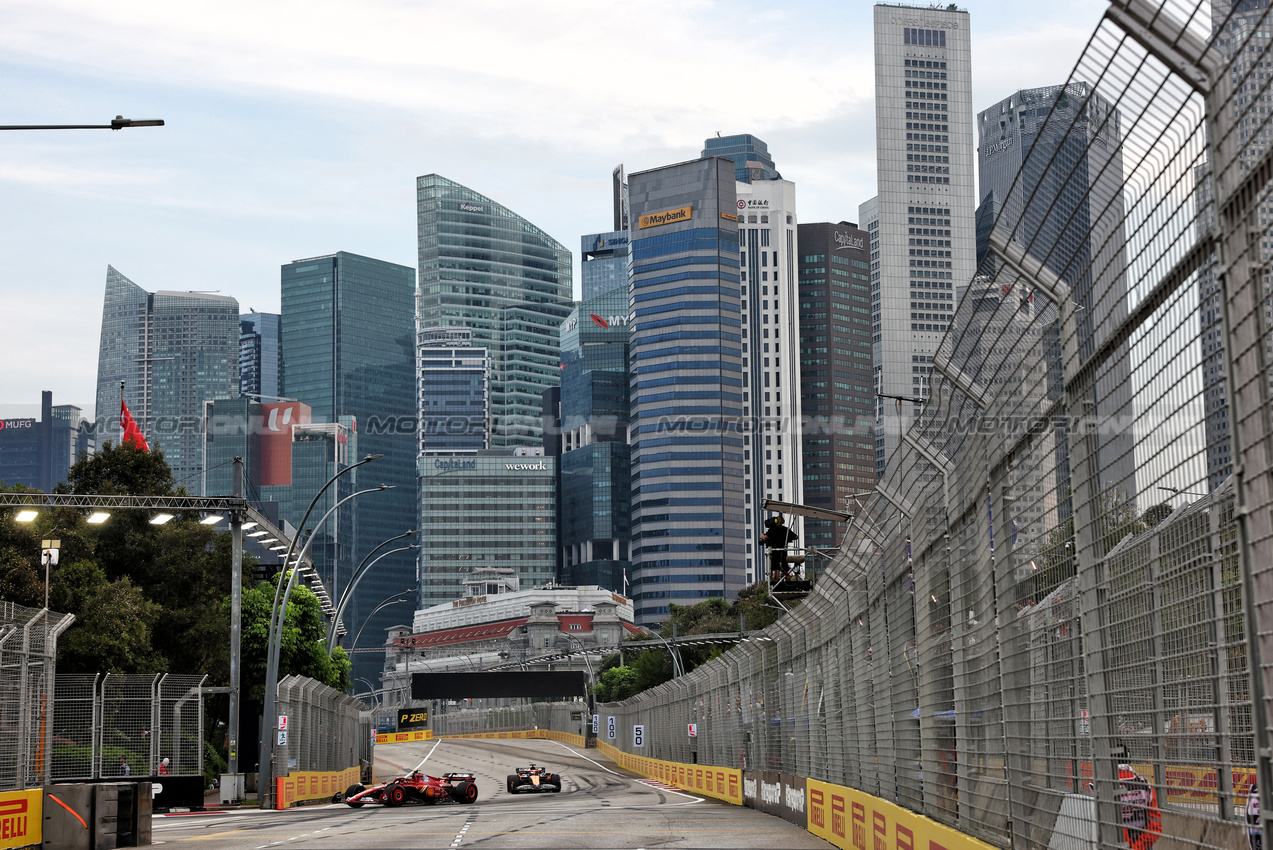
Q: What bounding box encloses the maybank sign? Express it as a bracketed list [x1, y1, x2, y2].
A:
[638, 205, 693, 230]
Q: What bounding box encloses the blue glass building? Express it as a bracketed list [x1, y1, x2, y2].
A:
[416, 327, 489, 455]
[94, 266, 239, 488]
[580, 231, 630, 301]
[280, 251, 416, 681]
[627, 158, 747, 624]
[700, 134, 782, 183]
[416, 175, 573, 448]
[557, 287, 631, 592]
[240, 311, 283, 400]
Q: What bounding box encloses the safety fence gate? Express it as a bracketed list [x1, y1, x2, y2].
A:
[452, 3, 1273, 850]
[51, 673, 205, 780]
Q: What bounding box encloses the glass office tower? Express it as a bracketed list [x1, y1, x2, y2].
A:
[240, 311, 283, 400]
[416, 175, 573, 448]
[976, 83, 1135, 507]
[280, 251, 416, 681]
[627, 157, 747, 624]
[94, 266, 239, 487]
[580, 231, 630, 301]
[417, 327, 490, 456]
[558, 287, 631, 592]
[798, 222, 876, 552]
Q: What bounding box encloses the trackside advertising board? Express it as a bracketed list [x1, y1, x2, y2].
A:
[0, 789, 39, 848]
[275, 766, 360, 809]
[376, 729, 433, 744]
[743, 771, 808, 828]
[806, 778, 1000, 850]
[595, 741, 742, 806]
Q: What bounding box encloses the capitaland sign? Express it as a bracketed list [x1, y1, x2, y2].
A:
[638, 205, 693, 229]
[434, 458, 477, 470]
[834, 231, 866, 251]
[505, 460, 547, 471]
[984, 137, 1014, 157]
[0, 419, 35, 431]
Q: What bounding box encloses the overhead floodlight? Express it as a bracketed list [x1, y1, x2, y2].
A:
[200, 514, 223, 525]
[247, 530, 269, 538]
[241, 522, 258, 531]
[270, 545, 288, 552]
[87, 511, 111, 524]
[15, 510, 38, 523]
[149, 513, 175, 525]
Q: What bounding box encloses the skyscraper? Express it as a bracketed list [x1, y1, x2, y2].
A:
[977, 82, 1136, 505]
[239, 311, 283, 400]
[280, 251, 416, 681]
[580, 231, 631, 301]
[556, 287, 631, 592]
[701, 134, 804, 583]
[415, 175, 573, 448]
[94, 266, 239, 487]
[416, 327, 490, 456]
[627, 157, 747, 623]
[798, 222, 876, 552]
[0, 392, 94, 492]
[869, 4, 977, 473]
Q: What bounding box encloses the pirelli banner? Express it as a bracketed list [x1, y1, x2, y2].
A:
[805, 778, 1000, 850]
[594, 740, 742, 805]
[376, 729, 433, 744]
[275, 766, 360, 810]
[0, 789, 39, 848]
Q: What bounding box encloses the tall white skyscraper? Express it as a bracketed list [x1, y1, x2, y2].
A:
[869, 4, 977, 474]
[702, 135, 803, 583]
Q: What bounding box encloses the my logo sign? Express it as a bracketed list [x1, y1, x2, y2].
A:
[267, 406, 294, 432]
[984, 137, 1014, 156]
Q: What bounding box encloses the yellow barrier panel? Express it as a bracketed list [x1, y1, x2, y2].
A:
[275, 766, 361, 810]
[806, 778, 1000, 850]
[0, 789, 40, 848]
[594, 741, 743, 805]
[375, 729, 434, 744]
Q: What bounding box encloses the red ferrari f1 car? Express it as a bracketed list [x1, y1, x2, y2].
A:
[341, 771, 479, 807]
[505, 763, 562, 794]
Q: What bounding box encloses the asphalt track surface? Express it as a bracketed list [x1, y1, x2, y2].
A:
[153, 736, 834, 849]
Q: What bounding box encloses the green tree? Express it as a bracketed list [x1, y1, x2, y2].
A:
[238, 580, 351, 702]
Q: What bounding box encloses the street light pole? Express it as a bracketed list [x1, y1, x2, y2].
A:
[636, 625, 683, 677]
[349, 591, 415, 656]
[227, 458, 244, 788]
[259, 453, 380, 809]
[0, 116, 164, 130]
[326, 532, 420, 654]
[562, 634, 597, 744]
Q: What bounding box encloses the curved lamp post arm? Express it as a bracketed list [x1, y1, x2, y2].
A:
[259, 453, 379, 808]
[325, 543, 419, 654]
[349, 592, 413, 654]
[270, 484, 392, 666]
[325, 528, 418, 649]
[635, 626, 682, 677]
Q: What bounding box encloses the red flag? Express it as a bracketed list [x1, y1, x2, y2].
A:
[120, 400, 149, 451]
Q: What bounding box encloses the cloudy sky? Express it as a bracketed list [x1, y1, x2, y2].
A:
[0, 0, 1107, 418]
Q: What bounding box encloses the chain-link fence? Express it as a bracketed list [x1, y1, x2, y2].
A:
[431, 700, 586, 738]
[51, 673, 206, 780]
[0, 603, 73, 790]
[447, 5, 1273, 850]
[273, 675, 365, 774]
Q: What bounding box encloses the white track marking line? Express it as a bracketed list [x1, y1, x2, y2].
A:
[546, 740, 623, 774]
[413, 738, 443, 772]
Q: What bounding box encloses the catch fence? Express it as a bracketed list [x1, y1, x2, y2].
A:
[51, 673, 205, 780]
[0, 603, 73, 790]
[461, 4, 1273, 850]
[273, 675, 367, 775]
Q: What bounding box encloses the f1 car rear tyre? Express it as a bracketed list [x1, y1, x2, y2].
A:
[506, 775, 518, 794]
[452, 780, 479, 803]
[388, 785, 407, 807]
[344, 784, 365, 808]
